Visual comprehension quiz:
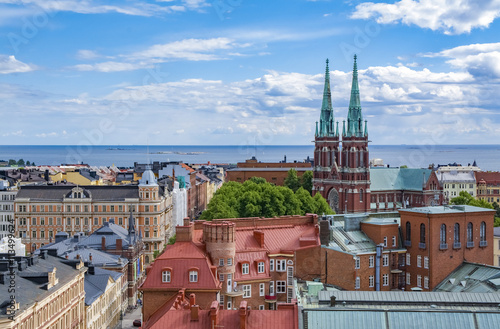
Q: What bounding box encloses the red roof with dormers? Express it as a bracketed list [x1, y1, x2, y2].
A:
[140, 241, 220, 291]
[234, 251, 270, 282]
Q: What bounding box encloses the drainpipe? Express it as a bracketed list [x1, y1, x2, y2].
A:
[375, 244, 383, 291]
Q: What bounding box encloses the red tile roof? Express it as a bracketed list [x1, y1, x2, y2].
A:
[476, 171, 500, 184]
[141, 242, 220, 291]
[234, 251, 270, 282]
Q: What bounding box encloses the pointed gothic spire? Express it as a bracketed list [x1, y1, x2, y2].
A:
[315, 121, 318, 137]
[347, 55, 363, 137]
[318, 59, 335, 137]
[128, 209, 136, 237]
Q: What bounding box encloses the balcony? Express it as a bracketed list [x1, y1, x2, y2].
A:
[439, 243, 448, 250]
[466, 241, 474, 248]
[265, 295, 277, 303]
[419, 242, 426, 249]
[404, 240, 411, 247]
[479, 241, 487, 247]
[453, 242, 461, 249]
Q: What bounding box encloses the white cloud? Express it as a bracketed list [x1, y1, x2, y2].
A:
[0, 55, 35, 74]
[351, 0, 500, 34]
[36, 132, 58, 138]
[76, 50, 102, 60]
[73, 61, 153, 72]
[2, 130, 24, 137]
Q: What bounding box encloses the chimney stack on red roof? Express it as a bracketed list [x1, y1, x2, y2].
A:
[177, 218, 194, 242]
[239, 301, 248, 329]
[210, 301, 219, 326]
[183, 217, 190, 226]
[189, 294, 196, 307]
[253, 230, 265, 248]
[190, 305, 199, 321]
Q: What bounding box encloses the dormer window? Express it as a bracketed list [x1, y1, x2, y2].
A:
[242, 263, 249, 275]
[257, 261, 265, 273]
[162, 269, 171, 283]
[189, 270, 198, 282]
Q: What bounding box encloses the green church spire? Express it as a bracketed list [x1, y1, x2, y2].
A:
[346, 55, 364, 137]
[318, 59, 335, 137]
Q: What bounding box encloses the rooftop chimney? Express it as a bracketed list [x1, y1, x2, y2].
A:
[101, 236, 106, 251]
[189, 294, 196, 307]
[253, 230, 265, 248]
[116, 238, 123, 251]
[239, 301, 248, 329]
[209, 301, 219, 326]
[190, 305, 199, 321]
[319, 219, 330, 245]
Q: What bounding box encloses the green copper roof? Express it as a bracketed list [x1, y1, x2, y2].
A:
[317, 59, 336, 137]
[346, 55, 364, 137]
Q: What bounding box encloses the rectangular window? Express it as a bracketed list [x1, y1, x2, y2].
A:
[219, 274, 224, 282]
[276, 259, 286, 272]
[189, 271, 198, 282]
[40, 230, 45, 239]
[392, 236, 396, 247]
[383, 236, 387, 247]
[145, 205, 150, 212]
[355, 277, 360, 289]
[242, 263, 249, 275]
[383, 254, 389, 267]
[48, 217, 53, 225]
[276, 281, 286, 293]
[162, 271, 171, 282]
[417, 255, 422, 268]
[406, 253, 411, 265]
[40, 218, 45, 225]
[417, 275, 422, 287]
[84, 205, 89, 212]
[57, 218, 61, 225]
[110, 205, 115, 212]
[145, 217, 150, 225]
[94, 205, 98, 212]
[354, 257, 360, 269]
[32, 218, 36, 225]
[227, 258, 232, 266]
[243, 285, 251, 298]
[67, 205, 71, 212]
[93, 218, 98, 225]
[32, 230, 36, 238]
[219, 258, 224, 267]
[227, 300, 231, 310]
[424, 256, 429, 269]
[383, 274, 389, 286]
[259, 283, 265, 296]
[258, 261, 265, 273]
[270, 259, 274, 271]
[424, 276, 429, 289]
[219, 294, 224, 307]
[102, 205, 107, 212]
[75, 205, 80, 212]
[369, 255, 374, 268]
[259, 305, 265, 310]
[369, 275, 374, 288]
[269, 281, 275, 295]
[406, 272, 411, 285]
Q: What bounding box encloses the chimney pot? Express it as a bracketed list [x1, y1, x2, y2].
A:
[189, 294, 196, 307]
[190, 305, 199, 321]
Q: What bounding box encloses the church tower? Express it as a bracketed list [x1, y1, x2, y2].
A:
[313, 59, 341, 212]
[313, 56, 370, 213]
[339, 55, 370, 213]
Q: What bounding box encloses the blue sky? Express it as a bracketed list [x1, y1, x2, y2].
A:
[1, 0, 500, 146]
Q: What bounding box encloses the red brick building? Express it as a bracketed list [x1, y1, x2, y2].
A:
[400, 205, 495, 291]
[140, 214, 320, 323]
[226, 157, 312, 186]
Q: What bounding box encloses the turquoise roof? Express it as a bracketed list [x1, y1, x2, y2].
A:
[346, 55, 364, 138]
[317, 59, 336, 137]
[370, 167, 431, 192]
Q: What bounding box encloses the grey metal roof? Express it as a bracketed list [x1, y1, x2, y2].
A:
[17, 185, 139, 201]
[64, 249, 128, 267]
[84, 267, 122, 305]
[434, 262, 500, 293]
[437, 171, 476, 183]
[370, 168, 431, 192]
[494, 227, 500, 237]
[328, 221, 377, 254]
[399, 205, 495, 215]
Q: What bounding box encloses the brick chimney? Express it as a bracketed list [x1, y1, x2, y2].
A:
[116, 238, 123, 251]
[253, 230, 264, 248]
[190, 305, 199, 321]
[189, 294, 196, 307]
[101, 236, 106, 251]
[239, 301, 248, 329]
[209, 301, 219, 326]
[177, 218, 193, 242]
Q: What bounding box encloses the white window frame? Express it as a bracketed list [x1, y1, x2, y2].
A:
[383, 236, 388, 247]
[406, 272, 411, 285]
[382, 254, 389, 267]
[417, 255, 422, 268]
[162, 271, 171, 283]
[189, 270, 198, 283]
[259, 305, 265, 310]
[276, 281, 286, 293]
[424, 256, 429, 269]
[383, 274, 389, 286]
[243, 285, 251, 298]
[369, 275, 374, 288]
[354, 257, 360, 269]
[259, 283, 265, 296]
[258, 261, 265, 273]
[269, 281, 275, 295]
[276, 259, 286, 272]
[227, 258, 232, 266]
[424, 276, 429, 289]
[242, 263, 249, 275]
[219, 258, 224, 266]
[219, 294, 224, 307]
[392, 236, 396, 247]
[219, 274, 224, 282]
[417, 275, 422, 287]
[406, 253, 411, 265]
[270, 259, 274, 272]
[369, 255, 374, 268]
[355, 277, 360, 289]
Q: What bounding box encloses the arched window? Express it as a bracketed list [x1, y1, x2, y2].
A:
[420, 223, 426, 248]
[480, 221, 486, 243]
[405, 222, 411, 243]
[440, 224, 446, 244]
[467, 222, 473, 242]
[359, 189, 363, 202]
[454, 223, 460, 244]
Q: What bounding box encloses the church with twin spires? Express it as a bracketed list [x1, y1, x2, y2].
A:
[313, 56, 443, 214]
[313, 55, 370, 214]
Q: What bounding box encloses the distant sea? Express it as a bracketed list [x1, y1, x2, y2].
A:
[0, 145, 499, 171]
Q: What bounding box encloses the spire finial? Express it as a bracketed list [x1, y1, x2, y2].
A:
[347, 55, 362, 137]
[318, 58, 334, 136]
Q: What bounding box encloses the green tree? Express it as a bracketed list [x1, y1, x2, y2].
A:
[451, 191, 494, 210]
[167, 235, 176, 245]
[300, 171, 313, 195]
[284, 169, 300, 192]
[8, 159, 16, 166]
[26, 160, 31, 166]
[17, 159, 25, 166]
